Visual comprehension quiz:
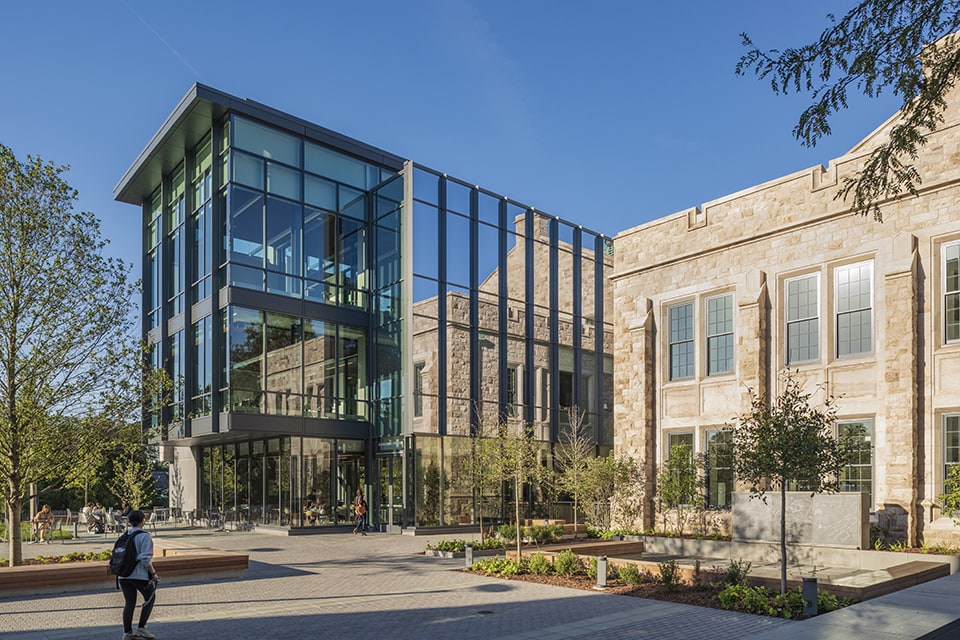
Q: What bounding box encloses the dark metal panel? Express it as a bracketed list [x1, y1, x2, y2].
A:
[498, 199, 509, 423]
[469, 186, 480, 434]
[573, 228, 583, 430]
[593, 234, 606, 445]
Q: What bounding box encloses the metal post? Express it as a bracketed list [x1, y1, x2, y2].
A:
[465, 544, 474, 569]
[595, 556, 607, 590]
[802, 577, 818, 617]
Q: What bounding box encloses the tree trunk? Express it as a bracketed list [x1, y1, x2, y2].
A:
[514, 476, 522, 563]
[779, 483, 787, 594]
[573, 496, 579, 540]
[7, 499, 23, 567]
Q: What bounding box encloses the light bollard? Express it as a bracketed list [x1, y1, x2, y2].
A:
[465, 544, 474, 569]
[595, 556, 607, 590]
[802, 577, 818, 617]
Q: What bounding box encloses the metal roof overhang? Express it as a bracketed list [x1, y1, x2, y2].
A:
[114, 83, 405, 205]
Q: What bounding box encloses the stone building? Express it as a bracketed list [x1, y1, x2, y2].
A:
[612, 83, 960, 545]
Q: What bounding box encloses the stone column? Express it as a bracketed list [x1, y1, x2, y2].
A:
[880, 234, 921, 546]
[613, 296, 656, 530]
[736, 270, 769, 406]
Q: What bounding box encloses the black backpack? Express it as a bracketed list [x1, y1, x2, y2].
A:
[109, 530, 145, 582]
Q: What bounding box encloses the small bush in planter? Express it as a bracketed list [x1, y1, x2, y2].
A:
[617, 563, 643, 585]
[554, 549, 580, 576]
[527, 552, 553, 575]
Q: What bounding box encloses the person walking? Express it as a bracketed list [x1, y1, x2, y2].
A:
[118, 510, 160, 640]
[352, 488, 368, 536]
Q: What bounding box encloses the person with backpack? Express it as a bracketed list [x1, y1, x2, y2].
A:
[114, 510, 159, 639]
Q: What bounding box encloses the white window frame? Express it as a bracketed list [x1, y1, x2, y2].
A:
[785, 273, 820, 365]
[944, 241, 960, 344]
[835, 261, 874, 358]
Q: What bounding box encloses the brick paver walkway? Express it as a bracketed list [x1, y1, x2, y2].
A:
[0, 529, 790, 640]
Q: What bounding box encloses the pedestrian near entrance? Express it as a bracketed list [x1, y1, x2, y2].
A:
[352, 488, 367, 536]
[118, 510, 159, 640]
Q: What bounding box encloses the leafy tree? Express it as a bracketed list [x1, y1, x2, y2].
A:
[106, 439, 158, 510]
[581, 453, 643, 531]
[553, 407, 594, 538]
[656, 441, 705, 536]
[467, 414, 503, 541]
[0, 144, 146, 565]
[737, 2, 960, 220]
[732, 371, 856, 594]
[497, 421, 545, 562]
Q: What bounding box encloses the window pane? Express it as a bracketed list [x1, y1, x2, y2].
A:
[234, 117, 300, 167]
[707, 295, 733, 375]
[668, 303, 694, 379]
[305, 142, 367, 188]
[787, 275, 819, 364]
[267, 162, 301, 201]
[305, 174, 337, 210]
[266, 196, 302, 276]
[836, 263, 872, 357]
[232, 152, 264, 190]
[229, 187, 264, 267]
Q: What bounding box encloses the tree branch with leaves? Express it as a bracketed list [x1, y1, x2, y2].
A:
[737, 1, 960, 220]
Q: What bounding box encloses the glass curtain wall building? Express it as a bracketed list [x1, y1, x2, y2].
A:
[116, 84, 612, 531]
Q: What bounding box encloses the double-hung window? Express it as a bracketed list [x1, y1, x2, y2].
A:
[706, 429, 734, 508]
[837, 420, 873, 505]
[706, 294, 734, 375]
[836, 262, 873, 357]
[945, 242, 960, 343]
[786, 274, 819, 364]
[668, 302, 694, 380]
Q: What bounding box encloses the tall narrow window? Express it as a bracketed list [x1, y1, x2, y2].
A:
[945, 414, 960, 493]
[837, 420, 873, 505]
[414, 363, 424, 417]
[706, 429, 734, 508]
[786, 274, 819, 364]
[706, 294, 734, 375]
[167, 166, 186, 316]
[836, 262, 873, 357]
[945, 243, 960, 343]
[668, 302, 694, 380]
[147, 190, 162, 329]
[506, 365, 518, 416]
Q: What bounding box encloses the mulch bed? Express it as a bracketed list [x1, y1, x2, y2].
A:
[467, 571, 725, 610]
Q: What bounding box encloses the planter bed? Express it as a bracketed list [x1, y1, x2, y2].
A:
[0, 539, 248, 597]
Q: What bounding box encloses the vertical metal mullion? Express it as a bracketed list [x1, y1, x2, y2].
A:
[437, 176, 448, 436]
[183, 147, 196, 435]
[572, 228, 583, 431]
[594, 235, 606, 446]
[548, 218, 559, 442]
[211, 118, 224, 427]
[498, 199, 508, 424]
[523, 211, 535, 426]
[469, 186, 480, 433]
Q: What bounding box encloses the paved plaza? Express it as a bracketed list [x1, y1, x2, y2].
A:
[0, 528, 792, 640]
[2, 527, 960, 639]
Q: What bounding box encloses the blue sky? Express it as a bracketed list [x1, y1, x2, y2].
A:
[1, 1, 901, 277]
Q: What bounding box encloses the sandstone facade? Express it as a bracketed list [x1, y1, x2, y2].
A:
[613, 88, 960, 545]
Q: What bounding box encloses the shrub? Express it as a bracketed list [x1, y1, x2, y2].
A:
[525, 523, 564, 545]
[426, 538, 505, 553]
[617, 563, 643, 585]
[498, 524, 517, 542]
[471, 557, 521, 577]
[657, 559, 681, 590]
[721, 559, 752, 586]
[818, 591, 858, 613]
[586, 556, 598, 580]
[772, 589, 805, 619]
[554, 549, 580, 576]
[717, 584, 775, 616]
[527, 552, 553, 576]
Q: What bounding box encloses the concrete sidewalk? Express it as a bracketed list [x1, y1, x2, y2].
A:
[0, 527, 955, 640]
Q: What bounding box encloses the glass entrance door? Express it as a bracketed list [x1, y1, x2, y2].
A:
[377, 455, 402, 529]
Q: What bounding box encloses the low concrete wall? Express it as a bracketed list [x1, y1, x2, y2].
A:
[640, 536, 960, 574]
[733, 491, 869, 549]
